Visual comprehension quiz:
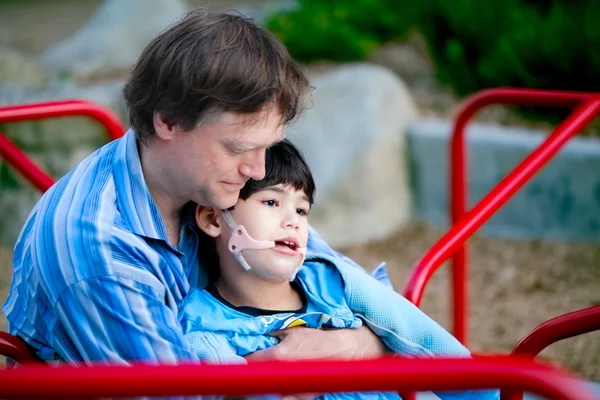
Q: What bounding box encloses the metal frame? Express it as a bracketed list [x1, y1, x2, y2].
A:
[0, 356, 594, 400]
[0, 100, 124, 192]
[403, 88, 600, 346]
[501, 305, 600, 400]
[0, 332, 42, 364]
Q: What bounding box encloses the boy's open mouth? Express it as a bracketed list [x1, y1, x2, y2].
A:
[274, 240, 298, 251]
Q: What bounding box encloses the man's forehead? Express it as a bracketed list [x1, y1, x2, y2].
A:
[217, 106, 284, 126]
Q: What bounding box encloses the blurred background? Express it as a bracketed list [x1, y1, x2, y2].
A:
[0, 0, 598, 382]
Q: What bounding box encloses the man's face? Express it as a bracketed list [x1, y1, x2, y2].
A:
[225, 184, 310, 281]
[166, 107, 284, 210]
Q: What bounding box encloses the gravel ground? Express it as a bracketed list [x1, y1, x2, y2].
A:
[339, 221, 600, 381]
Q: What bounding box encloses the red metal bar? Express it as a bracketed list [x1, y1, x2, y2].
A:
[451, 89, 596, 345]
[512, 305, 600, 358]
[399, 392, 416, 400]
[0, 356, 594, 400]
[0, 100, 125, 192]
[0, 332, 43, 365]
[501, 305, 600, 400]
[403, 88, 600, 346]
[403, 96, 600, 325]
[0, 100, 124, 141]
[0, 132, 54, 192]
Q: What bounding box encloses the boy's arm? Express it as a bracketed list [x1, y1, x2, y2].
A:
[184, 331, 246, 364]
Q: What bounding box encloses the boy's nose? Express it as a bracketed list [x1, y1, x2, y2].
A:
[283, 211, 300, 230]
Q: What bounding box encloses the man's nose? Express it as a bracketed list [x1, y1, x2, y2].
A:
[239, 149, 266, 181]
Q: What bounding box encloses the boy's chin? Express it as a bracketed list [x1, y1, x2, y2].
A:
[246, 260, 299, 283]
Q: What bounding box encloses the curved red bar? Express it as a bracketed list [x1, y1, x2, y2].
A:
[403, 88, 600, 346]
[0, 332, 42, 364]
[501, 305, 600, 400]
[0, 356, 593, 400]
[0, 100, 124, 141]
[0, 100, 125, 192]
[512, 305, 600, 358]
[0, 133, 55, 192]
[449, 88, 595, 346]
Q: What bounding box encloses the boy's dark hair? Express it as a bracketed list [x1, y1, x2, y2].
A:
[238, 138, 315, 205]
[201, 139, 315, 283]
[123, 9, 310, 143]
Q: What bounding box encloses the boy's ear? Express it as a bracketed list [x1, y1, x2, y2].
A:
[195, 205, 222, 237]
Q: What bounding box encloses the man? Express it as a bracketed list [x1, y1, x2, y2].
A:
[3, 9, 386, 363]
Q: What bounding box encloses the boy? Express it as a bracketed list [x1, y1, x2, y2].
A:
[180, 140, 498, 400]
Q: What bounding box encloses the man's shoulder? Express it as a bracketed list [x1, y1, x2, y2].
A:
[36, 142, 120, 234]
[16, 140, 143, 273]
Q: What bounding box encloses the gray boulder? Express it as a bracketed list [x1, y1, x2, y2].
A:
[41, 0, 189, 80]
[288, 63, 419, 247]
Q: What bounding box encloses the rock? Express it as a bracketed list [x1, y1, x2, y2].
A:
[41, 0, 189, 81]
[0, 46, 45, 87]
[407, 118, 600, 241]
[287, 63, 419, 247]
[368, 42, 435, 91]
[0, 80, 126, 245]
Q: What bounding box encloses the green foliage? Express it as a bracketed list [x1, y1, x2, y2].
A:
[420, 0, 600, 96]
[268, 0, 600, 100]
[266, 0, 416, 62]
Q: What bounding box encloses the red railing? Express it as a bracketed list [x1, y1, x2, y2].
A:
[501, 305, 600, 400]
[0, 100, 125, 192]
[0, 356, 594, 400]
[0, 332, 42, 364]
[403, 88, 600, 346]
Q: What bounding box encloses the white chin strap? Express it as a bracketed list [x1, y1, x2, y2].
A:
[221, 210, 306, 281]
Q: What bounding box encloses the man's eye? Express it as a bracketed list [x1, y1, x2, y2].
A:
[228, 147, 244, 155]
[263, 199, 277, 207]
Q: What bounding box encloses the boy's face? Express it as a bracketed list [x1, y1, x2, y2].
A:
[226, 183, 310, 280]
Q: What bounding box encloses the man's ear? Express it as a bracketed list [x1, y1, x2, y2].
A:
[152, 111, 175, 140]
[195, 205, 222, 237]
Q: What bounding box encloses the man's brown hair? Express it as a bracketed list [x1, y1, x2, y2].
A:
[123, 9, 310, 143]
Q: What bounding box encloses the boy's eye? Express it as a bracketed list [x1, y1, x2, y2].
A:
[296, 208, 309, 216]
[263, 199, 277, 207]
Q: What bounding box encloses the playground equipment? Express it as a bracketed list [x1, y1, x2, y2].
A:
[403, 88, 600, 346]
[0, 90, 599, 399]
[0, 99, 124, 192]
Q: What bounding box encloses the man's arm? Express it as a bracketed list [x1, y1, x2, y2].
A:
[245, 325, 385, 361]
[54, 274, 196, 363]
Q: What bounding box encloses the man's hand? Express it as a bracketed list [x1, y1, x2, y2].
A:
[244, 325, 386, 362]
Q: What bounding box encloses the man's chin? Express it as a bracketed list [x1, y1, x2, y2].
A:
[208, 193, 239, 210]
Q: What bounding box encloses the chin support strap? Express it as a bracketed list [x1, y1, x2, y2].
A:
[221, 210, 274, 271]
[221, 210, 306, 281]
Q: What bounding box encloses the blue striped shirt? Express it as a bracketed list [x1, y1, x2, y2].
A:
[3, 129, 206, 363]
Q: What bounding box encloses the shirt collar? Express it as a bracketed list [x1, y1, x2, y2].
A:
[112, 129, 170, 241]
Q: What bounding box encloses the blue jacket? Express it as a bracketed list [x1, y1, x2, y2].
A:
[180, 241, 499, 400]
